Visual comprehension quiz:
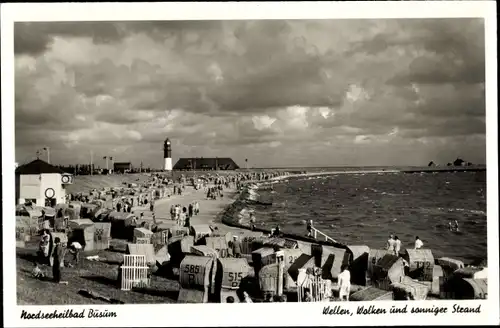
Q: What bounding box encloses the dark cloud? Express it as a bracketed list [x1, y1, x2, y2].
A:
[14, 19, 487, 167]
[15, 22, 127, 55]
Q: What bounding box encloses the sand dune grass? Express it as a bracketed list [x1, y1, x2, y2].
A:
[16, 244, 179, 305]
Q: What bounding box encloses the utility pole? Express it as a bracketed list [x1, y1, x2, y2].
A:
[90, 150, 93, 175]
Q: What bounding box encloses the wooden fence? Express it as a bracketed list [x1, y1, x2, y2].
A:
[121, 255, 150, 291]
[297, 274, 331, 302]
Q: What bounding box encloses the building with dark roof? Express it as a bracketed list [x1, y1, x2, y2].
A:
[15, 159, 72, 206]
[15, 159, 65, 175]
[113, 162, 132, 174]
[173, 157, 240, 171]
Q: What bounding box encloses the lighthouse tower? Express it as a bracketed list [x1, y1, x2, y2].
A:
[164, 138, 172, 171]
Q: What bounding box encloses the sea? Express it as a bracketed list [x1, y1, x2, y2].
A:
[240, 168, 487, 264]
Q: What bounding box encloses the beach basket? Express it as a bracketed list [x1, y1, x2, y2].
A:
[168, 235, 194, 267]
[436, 257, 464, 275]
[392, 276, 429, 300]
[447, 278, 488, 300]
[259, 263, 280, 295]
[346, 245, 370, 285]
[287, 254, 314, 283]
[346, 245, 370, 263]
[429, 265, 444, 296]
[178, 255, 215, 303]
[70, 223, 96, 251]
[216, 257, 251, 302]
[263, 237, 290, 249]
[133, 227, 153, 244]
[190, 225, 212, 243]
[252, 247, 276, 276]
[371, 254, 405, 291]
[126, 243, 156, 266]
[94, 222, 111, 250]
[459, 278, 488, 299]
[16, 216, 38, 242]
[50, 231, 69, 247]
[210, 231, 232, 245]
[152, 230, 169, 247]
[171, 226, 190, 238]
[282, 249, 308, 291]
[191, 245, 219, 258]
[404, 249, 434, 281]
[453, 267, 488, 280]
[367, 249, 390, 285]
[68, 201, 82, 218]
[350, 286, 393, 301]
[154, 245, 170, 267]
[321, 247, 349, 280]
[205, 236, 230, 258]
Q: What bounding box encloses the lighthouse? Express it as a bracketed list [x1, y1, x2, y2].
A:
[164, 138, 172, 171]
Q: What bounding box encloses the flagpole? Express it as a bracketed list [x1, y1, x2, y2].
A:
[43, 147, 50, 164]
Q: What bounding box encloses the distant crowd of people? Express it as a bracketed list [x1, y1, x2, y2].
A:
[170, 202, 200, 227]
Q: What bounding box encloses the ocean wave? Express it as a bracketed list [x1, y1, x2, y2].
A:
[420, 207, 486, 216]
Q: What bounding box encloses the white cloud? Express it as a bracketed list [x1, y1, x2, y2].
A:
[252, 115, 276, 130]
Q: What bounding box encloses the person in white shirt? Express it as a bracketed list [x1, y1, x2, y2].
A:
[393, 236, 402, 256]
[386, 234, 395, 252]
[338, 265, 351, 301]
[243, 291, 253, 303]
[414, 236, 424, 249]
[68, 241, 82, 266]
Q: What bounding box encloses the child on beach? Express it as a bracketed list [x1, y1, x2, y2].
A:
[32, 262, 45, 279]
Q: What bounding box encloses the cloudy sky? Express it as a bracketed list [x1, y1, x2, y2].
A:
[14, 19, 486, 168]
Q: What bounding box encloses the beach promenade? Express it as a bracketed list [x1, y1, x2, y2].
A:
[131, 185, 246, 235]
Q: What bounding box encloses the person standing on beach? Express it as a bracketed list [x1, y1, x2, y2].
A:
[338, 265, 351, 301]
[195, 202, 200, 215]
[387, 234, 395, 252]
[307, 220, 313, 237]
[39, 229, 51, 264]
[273, 225, 281, 237]
[393, 236, 401, 256]
[170, 205, 175, 220]
[231, 236, 242, 258]
[188, 203, 194, 218]
[414, 236, 424, 249]
[180, 207, 188, 226]
[52, 237, 67, 284]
